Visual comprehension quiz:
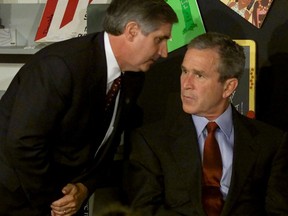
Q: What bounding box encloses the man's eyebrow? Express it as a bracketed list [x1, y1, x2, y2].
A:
[160, 35, 171, 40]
[181, 66, 205, 74]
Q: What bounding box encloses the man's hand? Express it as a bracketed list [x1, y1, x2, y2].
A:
[50, 183, 88, 216]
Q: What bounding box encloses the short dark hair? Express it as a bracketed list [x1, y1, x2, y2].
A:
[188, 32, 245, 83]
[103, 0, 178, 36]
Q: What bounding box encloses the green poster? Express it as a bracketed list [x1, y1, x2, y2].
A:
[167, 0, 206, 52]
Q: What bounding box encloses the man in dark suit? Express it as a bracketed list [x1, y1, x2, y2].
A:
[124, 32, 288, 215]
[0, 0, 178, 215]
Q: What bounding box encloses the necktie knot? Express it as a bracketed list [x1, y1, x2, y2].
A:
[207, 122, 218, 134]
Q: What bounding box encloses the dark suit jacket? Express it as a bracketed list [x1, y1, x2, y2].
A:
[0, 32, 144, 215]
[124, 95, 288, 216]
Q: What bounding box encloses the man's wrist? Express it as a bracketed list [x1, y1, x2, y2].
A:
[75, 183, 88, 200]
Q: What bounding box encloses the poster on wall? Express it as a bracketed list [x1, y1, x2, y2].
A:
[220, 0, 274, 28]
[166, 0, 206, 52]
[35, 0, 96, 43]
[231, 39, 256, 119]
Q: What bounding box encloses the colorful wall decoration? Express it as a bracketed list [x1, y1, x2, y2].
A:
[220, 0, 274, 28]
[166, 0, 206, 52]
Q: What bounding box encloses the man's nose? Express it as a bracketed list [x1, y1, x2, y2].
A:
[182, 74, 194, 89]
[159, 43, 168, 58]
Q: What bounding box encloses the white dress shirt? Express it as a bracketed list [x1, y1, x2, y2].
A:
[95, 32, 121, 158]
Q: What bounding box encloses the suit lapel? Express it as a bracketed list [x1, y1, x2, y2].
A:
[89, 32, 107, 118]
[167, 111, 206, 214]
[93, 90, 124, 164]
[93, 72, 145, 164]
[222, 109, 259, 216]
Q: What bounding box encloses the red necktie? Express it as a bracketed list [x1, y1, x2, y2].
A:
[202, 122, 224, 216]
[105, 75, 122, 112]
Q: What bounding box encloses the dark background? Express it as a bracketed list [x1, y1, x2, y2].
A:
[138, 0, 288, 132]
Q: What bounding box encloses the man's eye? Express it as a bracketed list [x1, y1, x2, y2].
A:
[155, 37, 163, 44]
[195, 73, 204, 78]
[181, 69, 187, 74]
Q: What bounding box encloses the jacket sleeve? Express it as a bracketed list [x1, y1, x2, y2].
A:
[4, 56, 72, 211]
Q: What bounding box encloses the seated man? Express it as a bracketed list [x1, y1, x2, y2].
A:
[123, 32, 288, 216]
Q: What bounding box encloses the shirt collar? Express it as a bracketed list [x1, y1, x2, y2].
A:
[104, 32, 121, 84]
[192, 104, 233, 139]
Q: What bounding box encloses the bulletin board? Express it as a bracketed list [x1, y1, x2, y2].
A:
[232, 39, 256, 119]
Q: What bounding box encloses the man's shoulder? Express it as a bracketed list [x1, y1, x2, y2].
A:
[234, 109, 286, 139]
[35, 32, 103, 58]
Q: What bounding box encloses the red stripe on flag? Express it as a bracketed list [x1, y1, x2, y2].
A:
[35, 0, 58, 41]
[60, 0, 79, 28]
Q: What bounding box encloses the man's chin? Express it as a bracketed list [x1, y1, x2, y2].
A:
[140, 65, 153, 72]
[144, 61, 157, 71]
[182, 103, 196, 115]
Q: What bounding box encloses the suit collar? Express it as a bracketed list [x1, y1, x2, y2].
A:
[104, 32, 121, 85]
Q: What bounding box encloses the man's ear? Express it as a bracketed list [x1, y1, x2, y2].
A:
[124, 21, 139, 41]
[223, 78, 238, 98]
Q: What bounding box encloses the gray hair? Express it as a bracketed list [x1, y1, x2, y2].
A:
[188, 32, 245, 83]
[103, 0, 178, 36]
